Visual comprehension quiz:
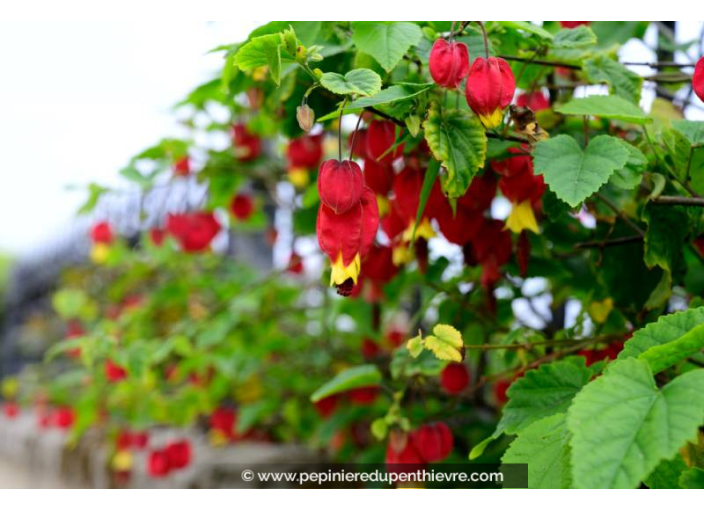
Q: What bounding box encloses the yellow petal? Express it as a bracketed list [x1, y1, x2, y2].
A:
[330, 252, 361, 286]
[478, 109, 504, 129]
[288, 167, 310, 189]
[402, 217, 435, 242]
[111, 450, 133, 472]
[505, 201, 540, 234]
[376, 195, 390, 217]
[90, 243, 111, 264]
[392, 245, 413, 266]
[589, 298, 614, 324]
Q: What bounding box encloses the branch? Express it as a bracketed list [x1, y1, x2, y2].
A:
[575, 235, 643, 250]
[651, 195, 704, 207]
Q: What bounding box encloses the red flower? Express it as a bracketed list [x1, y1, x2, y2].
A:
[366, 120, 403, 165]
[210, 407, 239, 440]
[166, 212, 221, 252]
[412, 422, 454, 462]
[230, 193, 255, 221]
[516, 91, 551, 112]
[317, 159, 364, 214]
[90, 221, 113, 244]
[150, 228, 165, 246]
[386, 329, 405, 348]
[314, 395, 339, 418]
[173, 156, 190, 177]
[316, 187, 379, 295]
[165, 440, 192, 470]
[105, 360, 127, 382]
[429, 39, 470, 89]
[363, 158, 394, 196]
[361, 338, 382, 359]
[386, 431, 425, 471]
[286, 252, 304, 274]
[3, 402, 19, 419]
[147, 450, 171, 478]
[440, 363, 470, 395]
[232, 124, 261, 162]
[559, 21, 589, 28]
[694, 57, 704, 103]
[465, 57, 516, 129]
[347, 386, 379, 405]
[286, 134, 324, 169]
[53, 407, 75, 429]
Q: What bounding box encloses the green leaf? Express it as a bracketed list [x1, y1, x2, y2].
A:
[347, 83, 433, 109]
[680, 467, 704, 488]
[78, 183, 109, 215]
[310, 365, 382, 402]
[406, 334, 425, 358]
[583, 54, 644, 104]
[498, 21, 553, 40]
[645, 455, 687, 489]
[556, 95, 651, 124]
[391, 347, 444, 379]
[609, 140, 647, 189]
[567, 358, 704, 488]
[410, 159, 440, 244]
[319, 69, 382, 97]
[496, 357, 592, 436]
[618, 306, 704, 361]
[638, 322, 704, 374]
[424, 103, 487, 198]
[553, 26, 597, 49]
[234, 34, 290, 84]
[351, 22, 422, 72]
[533, 135, 630, 206]
[672, 120, 704, 146]
[502, 413, 572, 489]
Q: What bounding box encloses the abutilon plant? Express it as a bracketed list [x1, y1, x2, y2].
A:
[317, 159, 364, 214]
[428, 38, 470, 89]
[231, 123, 262, 162]
[694, 57, 704, 103]
[465, 57, 516, 129]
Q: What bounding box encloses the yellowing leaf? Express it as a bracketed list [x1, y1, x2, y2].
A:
[588, 298, 614, 323]
[424, 324, 464, 362]
[407, 334, 424, 358]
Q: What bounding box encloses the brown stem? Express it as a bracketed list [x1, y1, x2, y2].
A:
[476, 21, 490, 59]
[595, 192, 646, 237]
[574, 235, 643, 250]
[651, 195, 704, 207]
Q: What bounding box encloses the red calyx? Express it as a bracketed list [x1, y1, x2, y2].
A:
[559, 21, 589, 28]
[165, 440, 192, 470]
[230, 193, 255, 221]
[361, 338, 382, 359]
[173, 156, 190, 177]
[90, 221, 113, 244]
[440, 363, 470, 395]
[314, 395, 339, 418]
[166, 211, 221, 252]
[694, 57, 704, 103]
[210, 407, 239, 440]
[53, 407, 75, 429]
[3, 402, 19, 419]
[516, 91, 551, 112]
[287, 134, 324, 169]
[412, 422, 454, 463]
[105, 359, 127, 382]
[147, 450, 171, 478]
[347, 386, 379, 405]
[465, 57, 516, 129]
[231, 124, 262, 162]
[317, 159, 364, 214]
[366, 120, 404, 165]
[150, 228, 165, 246]
[429, 39, 470, 89]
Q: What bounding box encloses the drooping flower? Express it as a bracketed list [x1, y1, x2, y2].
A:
[465, 57, 516, 129]
[172, 156, 191, 177]
[440, 362, 470, 395]
[90, 221, 113, 244]
[317, 159, 364, 214]
[429, 39, 470, 89]
[230, 193, 255, 221]
[694, 57, 704, 103]
[166, 211, 221, 253]
[492, 150, 545, 234]
[559, 21, 589, 28]
[366, 120, 404, 165]
[165, 440, 192, 470]
[286, 134, 324, 169]
[515, 91, 551, 112]
[147, 450, 171, 478]
[105, 360, 127, 382]
[316, 187, 379, 295]
[231, 124, 261, 162]
[412, 422, 454, 463]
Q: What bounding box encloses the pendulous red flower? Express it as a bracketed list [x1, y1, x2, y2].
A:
[210, 407, 239, 441]
[90, 221, 113, 244]
[286, 134, 324, 169]
[317, 159, 364, 214]
[105, 360, 127, 382]
[465, 57, 516, 129]
[230, 193, 255, 221]
[440, 363, 470, 394]
[516, 91, 551, 112]
[231, 124, 262, 162]
[172, 156, 190, 177]
[147, 450, 171, 478]
[366, 120, 404, 165]
[166, 211, 221, 252]
[559, 21, 589, 28]
[316, 187, 379, 295]
[429, 39, 470, 89]
[165, 440, 192, 470]
[694, 57, 704, 103]
[412, 422, 454, 462]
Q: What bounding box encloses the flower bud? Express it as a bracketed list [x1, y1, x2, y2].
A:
[317, 159, 364, 214]
[465, 57, 516, 129]
[296, 104, 316, 132]
[429, 39, 470, 89]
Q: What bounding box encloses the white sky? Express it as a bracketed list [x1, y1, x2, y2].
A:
[0, 21, 702, 257]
